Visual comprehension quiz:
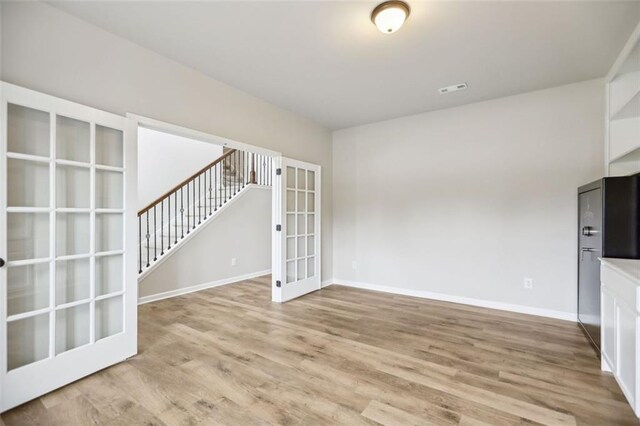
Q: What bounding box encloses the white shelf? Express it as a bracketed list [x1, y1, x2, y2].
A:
[611, 88, 640, 121]
[609, 147, 640, 177]
[609, 116, 640, 161]
[607, 27, 640, 177]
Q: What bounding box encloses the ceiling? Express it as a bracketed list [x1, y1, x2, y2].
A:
[50, 1, 640, 130]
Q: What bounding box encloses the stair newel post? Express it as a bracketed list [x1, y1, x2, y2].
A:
[174, 191, 179, 244]
[233, 150, 237, 195]
[208, 167, 212, 216]
[146, 212, 150, 268]
[138, 215, 142, 273]
[167, 195, 171, 250]
[250, 152, 257, 184]
[193, 177, 197, 229]
[180, 187, 184, 239]
[232, 151, 237, 195]
[236, 150, 240, 193]
[197, 174, 202, 224]
[186, 181, 190, 234]
[215, 163, 218, 210]
[160, 199, 164, 256]
[222, 157, 229, 204]
[153, 206, 158, 261]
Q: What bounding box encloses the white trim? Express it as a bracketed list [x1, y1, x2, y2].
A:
[321, 279, 333, 288]
[138, 269, 272, 305]
[332, 278, 577, 322]
[126, 113, 280, 157]
[138, 184, 271, 281]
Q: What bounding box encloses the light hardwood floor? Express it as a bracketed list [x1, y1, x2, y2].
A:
[2, 276, 638, 425]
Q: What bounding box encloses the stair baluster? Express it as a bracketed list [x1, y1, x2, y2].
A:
[137, 148, 272, 274]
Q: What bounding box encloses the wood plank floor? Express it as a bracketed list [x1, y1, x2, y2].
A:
[2, 276, 638, 425]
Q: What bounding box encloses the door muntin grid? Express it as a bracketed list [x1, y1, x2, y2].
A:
[4, 102, 126, 372]
[285, 166, 317, 284]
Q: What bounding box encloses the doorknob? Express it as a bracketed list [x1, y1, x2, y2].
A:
[0, 258, 4, 268]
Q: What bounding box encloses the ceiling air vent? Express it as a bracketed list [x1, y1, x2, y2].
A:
[438, 82, 468, 94]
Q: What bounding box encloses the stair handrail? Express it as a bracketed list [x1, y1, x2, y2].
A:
[138, 148, 238, 216]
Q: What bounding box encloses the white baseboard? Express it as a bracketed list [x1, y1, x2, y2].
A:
[330, 278, 577, 322]
[321, 279, 334, 288]
[138, 269, 271, 305]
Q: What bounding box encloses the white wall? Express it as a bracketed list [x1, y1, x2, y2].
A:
[332, 79, 605, 318]
[137, 128, 223, 209]
[1, 1, 332, 280]
[139, 186, 271, 299]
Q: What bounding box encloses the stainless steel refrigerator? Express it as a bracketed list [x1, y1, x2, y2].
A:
[578, 174, 640, 353]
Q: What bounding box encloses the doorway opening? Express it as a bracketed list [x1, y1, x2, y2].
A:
[131, 116, 277, 304]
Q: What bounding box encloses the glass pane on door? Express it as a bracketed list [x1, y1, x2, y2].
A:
[56, 213, 90, 256]
[55, 258, 90, 305]
[95, 125, 123, 167]
[7, 313, 49, 371]
[55, 304, 90, 354]
[7, 263, 50, 317]
[307, 257, 315, 278]
[7, 159, 49, 208]
[96, 170, 124, 209]
[56, 165, 90, 208]
[7, 213, 50, 261]
[7, 104, 50, 157]
[95, 296, 123, 340]
[95, 213, 123, 252]
[95, 255, 123, 296]
[56, 116, 89, 163]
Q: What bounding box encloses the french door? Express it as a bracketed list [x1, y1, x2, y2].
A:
[272, 157, 321, 302]
[0, 83, 137, 411]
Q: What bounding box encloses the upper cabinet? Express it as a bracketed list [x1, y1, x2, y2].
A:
[607, 22, 640, 177]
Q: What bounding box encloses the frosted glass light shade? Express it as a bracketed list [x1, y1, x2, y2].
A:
[372, 1, 410, 34]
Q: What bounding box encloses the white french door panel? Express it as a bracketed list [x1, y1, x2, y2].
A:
[0, 82, 137, 412]
[272, 157, 321, 302]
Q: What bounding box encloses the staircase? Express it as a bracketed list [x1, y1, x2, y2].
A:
[138, 148, 272, 275]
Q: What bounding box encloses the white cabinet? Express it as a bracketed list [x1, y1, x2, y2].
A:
[600, 258, 640, 418]
[601, 285, 616, 372]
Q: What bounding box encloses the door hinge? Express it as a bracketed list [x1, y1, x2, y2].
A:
[276, 168, 282, 175]
[276, 280, 281, 288]
[276, 224, 281, 231]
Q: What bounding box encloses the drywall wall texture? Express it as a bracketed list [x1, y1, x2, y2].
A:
[138, 127, 223, 209]
[139, 186, 271, 299]
[1, 1, 332, 280]
[333, 79, 605, 317]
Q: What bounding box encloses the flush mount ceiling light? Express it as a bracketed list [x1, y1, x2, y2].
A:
[371, 1, 410, 34]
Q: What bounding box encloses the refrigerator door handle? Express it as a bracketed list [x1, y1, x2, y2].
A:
[580, 247, 599, 261]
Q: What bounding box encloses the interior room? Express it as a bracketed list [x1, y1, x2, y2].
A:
[1, 1, 640, 425]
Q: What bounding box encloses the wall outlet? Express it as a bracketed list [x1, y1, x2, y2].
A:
[231, 258, 237, 266]
[351, 261, 357, 270]
[524, 278, 533, 289]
